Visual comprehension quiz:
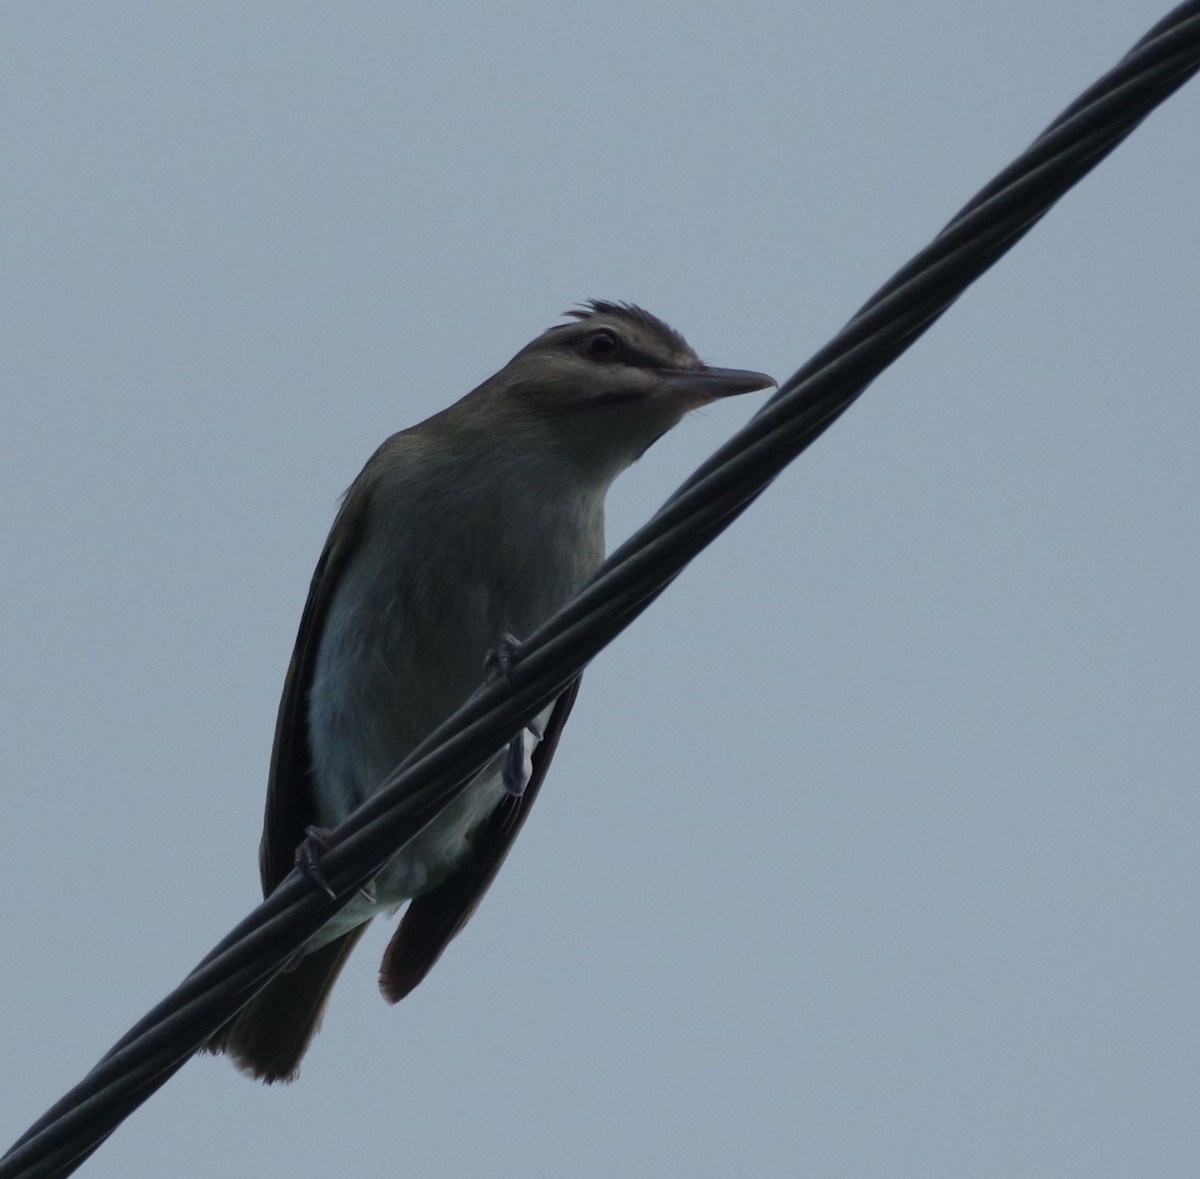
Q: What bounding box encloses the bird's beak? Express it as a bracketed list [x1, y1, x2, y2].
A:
[654, 365, 776, 408]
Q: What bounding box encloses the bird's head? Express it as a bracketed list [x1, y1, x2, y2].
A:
[455, 301, 775, 484]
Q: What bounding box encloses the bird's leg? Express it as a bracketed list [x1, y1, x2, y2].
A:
[502, 725, 537, 796]
[484, 633, 548, 797]
[295, 825, 376, 903]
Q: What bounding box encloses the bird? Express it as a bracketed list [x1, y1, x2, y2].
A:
[207, 300, 774, 1081]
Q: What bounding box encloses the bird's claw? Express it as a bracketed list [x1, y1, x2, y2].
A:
[295, 825, 376, 903]
[296, 826, 339, 899]
[484, 632, 523, 686]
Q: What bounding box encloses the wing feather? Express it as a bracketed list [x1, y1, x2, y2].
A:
[258, 483, 372, 893]
[378, 676, 582, 1002]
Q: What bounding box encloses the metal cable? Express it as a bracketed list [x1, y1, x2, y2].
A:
[4, 4, 1198, 1175]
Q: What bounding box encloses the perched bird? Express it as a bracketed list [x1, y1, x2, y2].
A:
[209, 300, 774, 1081]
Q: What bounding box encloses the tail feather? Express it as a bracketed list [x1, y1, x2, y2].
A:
[205, 925, 368, 1083]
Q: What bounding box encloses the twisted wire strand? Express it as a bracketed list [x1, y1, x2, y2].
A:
[4, 5, 1198, 1175]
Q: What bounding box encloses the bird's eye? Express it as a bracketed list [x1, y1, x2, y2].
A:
[581, 330, 620, 361]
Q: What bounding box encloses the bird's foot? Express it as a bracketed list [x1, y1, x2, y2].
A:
[295, 826, 378, 903]
[484, 632, 523, 686]
[486, 633, 546, 796]
[296, 826, 338, 900]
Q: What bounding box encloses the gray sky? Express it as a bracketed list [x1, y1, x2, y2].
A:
[2, 4, 1198, 1176]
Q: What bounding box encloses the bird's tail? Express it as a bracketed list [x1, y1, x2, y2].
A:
[204, 924, 368, 1083]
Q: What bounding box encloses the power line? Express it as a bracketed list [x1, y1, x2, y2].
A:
[4, 4, 1199, 1175]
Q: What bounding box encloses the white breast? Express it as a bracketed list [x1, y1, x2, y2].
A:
[303, 443, 603, 937]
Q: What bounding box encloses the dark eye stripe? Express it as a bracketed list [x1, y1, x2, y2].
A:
[550, 325, 680, 372]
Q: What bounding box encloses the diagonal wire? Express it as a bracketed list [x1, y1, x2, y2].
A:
[3, 4, 1199, 1176]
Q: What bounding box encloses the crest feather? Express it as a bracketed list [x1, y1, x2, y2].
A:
[563, 300, 690, 354]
